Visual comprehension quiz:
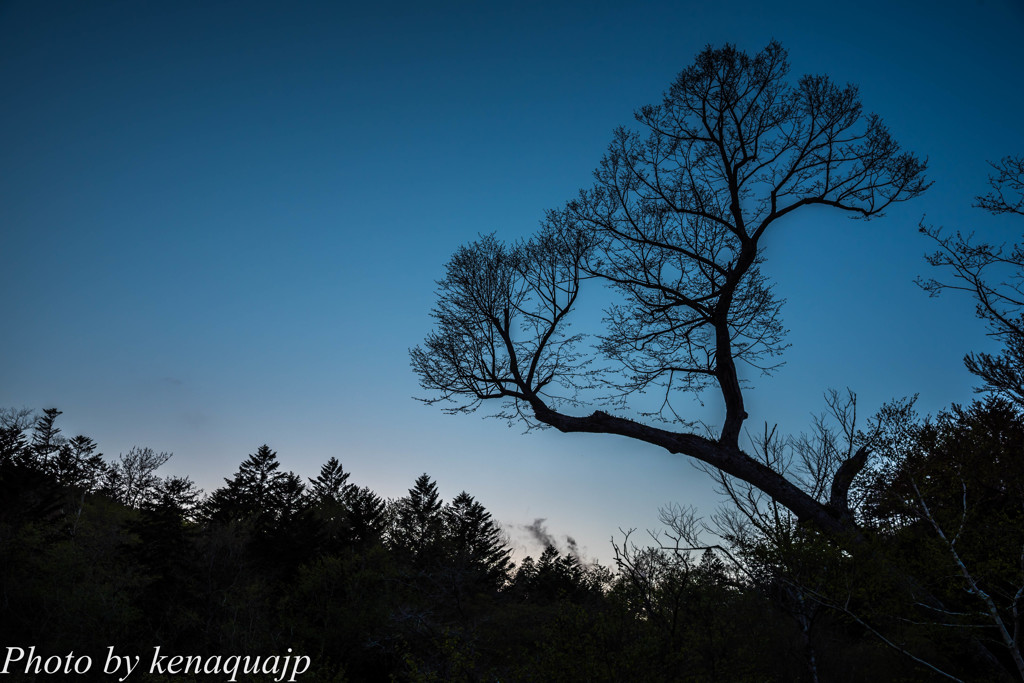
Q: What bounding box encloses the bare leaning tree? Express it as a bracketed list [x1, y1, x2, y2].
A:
[411, 42, 928, 542]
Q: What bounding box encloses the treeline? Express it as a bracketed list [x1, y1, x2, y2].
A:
[1, 401, 1022, 681]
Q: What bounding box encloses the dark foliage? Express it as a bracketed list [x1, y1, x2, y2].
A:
[1, 402, 1022, 681]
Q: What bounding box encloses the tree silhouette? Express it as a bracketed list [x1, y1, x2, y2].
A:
[919, 155, 1024, 406]
[102, 445, 170, 508]
[307, 457, 353, 554]
[391, 473, 444, 567]
[205, 444, 287, 522]
[0, 408, 33, 467]
[443, 491, 512, 588]
[0, 425, 27, 467]
[131, 475, 203, 640]
[148, 475, 202, 519]
[29, 408, 64, 472]
[412, 42, 928, 539]
[512, 545, 604, 603]
[345, 485, 387, 548]
[308, 456, 351, 505]
[52, 435, 105, 492]
[0, 409, 64, 525]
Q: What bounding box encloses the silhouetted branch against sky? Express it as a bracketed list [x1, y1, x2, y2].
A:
[414, 41, 931, 540]
[918, 155, 1024, 405]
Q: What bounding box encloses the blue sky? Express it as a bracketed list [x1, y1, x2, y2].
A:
[1, 0, 1022, 564]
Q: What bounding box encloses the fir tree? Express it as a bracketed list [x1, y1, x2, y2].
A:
[206, 444, 286, 522]
[391, 473, 444, 566]
[443, 491, 511, 588]
[308, 457, 351, 505]
[346, 485, 387, 548]
[29, 408, 64, 472]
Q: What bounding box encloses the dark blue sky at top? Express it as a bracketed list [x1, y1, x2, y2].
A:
[1, 0, 1022, 562]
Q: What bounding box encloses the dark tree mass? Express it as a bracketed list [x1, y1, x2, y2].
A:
[3, 43, 1023, 682]
[4, 397, 1024, 680]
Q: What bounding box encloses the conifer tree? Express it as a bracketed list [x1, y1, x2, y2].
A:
[206, 444, 286, 521]
[443, 491, 511, 588]
[308, 457, 351, 505]
[0, 408, 33, 466]
[275, 471, 309, 525]
[148, 475, 202, 519]
[0, 424, 28, 467]
[29, 408, 64, 472]
[132, 476, 202, 608]
[52, 435, 105, 492]
[346, 485, 387, 547]
[0, 418, 61, 524]
[392, 473, 444, 566]
[308, 458, 354, 554]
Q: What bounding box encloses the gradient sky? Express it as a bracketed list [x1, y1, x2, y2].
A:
[2, 0, 1022, 564]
